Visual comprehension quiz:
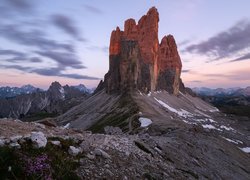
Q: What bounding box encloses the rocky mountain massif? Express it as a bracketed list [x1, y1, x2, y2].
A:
[0, 7, 249, 179]
[98, 7, 184, 95]
[0, 82, 89, 120]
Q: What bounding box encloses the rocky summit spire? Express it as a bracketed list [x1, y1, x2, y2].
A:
[102, 7, 184, 95]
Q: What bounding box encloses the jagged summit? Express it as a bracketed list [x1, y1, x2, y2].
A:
[98, 7, 183, 95]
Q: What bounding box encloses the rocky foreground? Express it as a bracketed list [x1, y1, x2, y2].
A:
[0, 118, 249, 179]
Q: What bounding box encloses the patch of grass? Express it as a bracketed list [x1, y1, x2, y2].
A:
[21, 112, 58, 122]
[0, 139, 81, 179]
[88, 92, 139, 133]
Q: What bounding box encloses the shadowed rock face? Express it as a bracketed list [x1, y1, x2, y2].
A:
[102, 7, 183, 95]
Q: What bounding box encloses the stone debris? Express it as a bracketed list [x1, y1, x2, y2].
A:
[0, 118, 249, 179]
[104, 126, 123, 135]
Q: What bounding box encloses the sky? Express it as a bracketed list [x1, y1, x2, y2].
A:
[0, 0, 250, 89]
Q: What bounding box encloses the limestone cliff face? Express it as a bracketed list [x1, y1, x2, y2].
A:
[103, 7, 183, 95]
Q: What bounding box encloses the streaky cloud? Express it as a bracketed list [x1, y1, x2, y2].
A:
[35, 50, 86, 69]
[84, 5, 103, 14]
[185, 19, 250, 61]
[51, 14, 84, 41]
[0, 24, 74, 52]
[230, 53, 250, 62]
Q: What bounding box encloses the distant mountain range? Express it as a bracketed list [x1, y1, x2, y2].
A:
[0, 82, 94, 120]
[0, 84, 94, 99]
[0, 85, 43, 98]
[192, 87, 250, 97]
[193, 86, 250, 117]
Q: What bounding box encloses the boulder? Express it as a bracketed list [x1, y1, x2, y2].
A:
[31, 131, 47, 148]
[94, 148, 111, 159]
[9, 142, 21, 149]
[51, 140, 61, 146]
[0, 139, 5, 147]
[68, 146, 82, 156]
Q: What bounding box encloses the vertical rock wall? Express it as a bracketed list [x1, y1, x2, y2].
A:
[103, 7, 183, 95]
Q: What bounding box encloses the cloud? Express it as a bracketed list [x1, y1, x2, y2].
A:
[0, 64, 100, 80]
[189, 80, 202, 83]
[230, 53, 250, 62]
[5, 0, 33, 11]
[185, 19, 250, 60]
[0, 49, 26, 57]
[86, 46, 108, 53]
[2, 65, 31, 72]
[182, 69, 190, 73]
[59, 73, 100, 80]
[35, 50, 86, 69]
[29, 57, 43, 63]
[51, 14, 84, 41]
[193, 69, 250, 81]
[84, 5, 103, 14]
[31, 67, 100, 80]
[178, 40, 191, 47]
[0, 49, 42, 63]
[0, 24, 74, 52]
[0, 48, 27, 62]
[0, 0, 35, 18]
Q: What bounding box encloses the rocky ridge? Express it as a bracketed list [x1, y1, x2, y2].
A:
[100, 7, 183, 95]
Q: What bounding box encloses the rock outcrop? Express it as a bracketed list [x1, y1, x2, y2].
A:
[102, 7, 183, 95]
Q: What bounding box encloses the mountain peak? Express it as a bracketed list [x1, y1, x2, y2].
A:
[100, 7, 183, 95]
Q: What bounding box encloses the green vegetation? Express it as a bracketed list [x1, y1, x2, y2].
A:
[88, 92, 139, 133]
[0, 138, 81, 179]
[217, 105, 250, 118]
[21, 112, 58, 122]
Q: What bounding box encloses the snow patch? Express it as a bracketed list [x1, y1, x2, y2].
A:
[209, 108, 219, 112]
[192, 118, 207, 122]
[139, 117, 152, 127]
[222, 137, 243, 144]
[194, 109, 211, 118]
[240, 147, 250, 153]
[59, 87, 65, 94]
[182, 120, 197, 125]
[63, 123, 70, 129]
[208, 118, 216, 123]
[220, 125, 234, 131]
[138, 91, 143, 96]
[202, 124, 216, 130]
[59, 87, 65, 99]
[154, 98, 193, 118]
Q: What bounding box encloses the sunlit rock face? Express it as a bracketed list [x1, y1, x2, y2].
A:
[103, 7, 184, 95]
